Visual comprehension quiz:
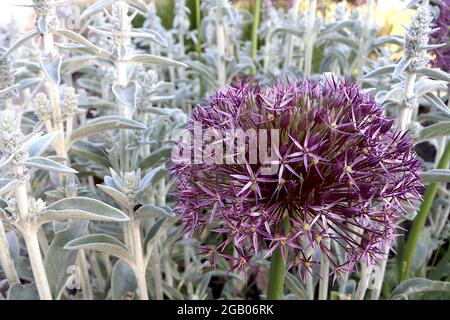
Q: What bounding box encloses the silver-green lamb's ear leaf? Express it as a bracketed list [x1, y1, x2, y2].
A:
[128, 0, 150, 14]
[185, 61, 218, 88]
[144, 217, 177, 260]
[111, 260, 137, 300]
[423, 93, 450, 116]
[0, 154, 14, 169]
[112, 81, 137, 108]
[0, 179, 17, 195]
[284, 272, 309, 300]
[64, 234, 133, 265]
[69, 116, 146, 146]
[417, 121, 450, 142]
[128, 54, 188, 68]
[136, 167, 167, 194]
[393, 56, 411, 80]
[23, 157, 77, 174]
[37, 17, 49, 33]
[415, 67, 450, 82]
[40, 53, 62, 85]
[162, 283, 184, 300]
[363, 65, 396, 78]
[80, 0, 115, 21]
[41, 197, 129, 224]
[55, 29, 112, 60]
[135, 204, 175, 220]
[97, 184, 130, 209]
[391, 278, 450, 299]
[429, 248, 450, 280]
[139, 146, 173, 170]
[0, 84, 20, 97]
[25, 132, 59, 158]
[70, 141, 111, 168]
[195, 271, 212, 299]
[421, 169, 450, 183]
[44, 220, 89, 299]
[0, 30, 39, 59]
[131, 29, 168, 47]
[371, 35, 404, 48]
[7, 282, 39, 300]
[415, 79, 448, 97]
[18, 78, 41, 91]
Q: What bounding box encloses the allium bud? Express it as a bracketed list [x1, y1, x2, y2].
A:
[172, 78, 423, 279]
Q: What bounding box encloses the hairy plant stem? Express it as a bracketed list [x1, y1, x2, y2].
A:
[129, 220, 149, 300]
[77, 250, 93, 300]
[285, 0, 301, 71]
[267, 216, 290, 300]
[21, 225, 52, 300]
[13, 165, 52, 299]
[370, 246, 389, 300]
[303, 0, 317, 78]
[354, 262, 372, 300]
[305, 246, 314, 299]
[117, 60, 131, 172]
[0, 220, 19, 284]
[215, 0, 226, 87]
[356, 0, 374, 85]
[250, 0, 261, 75]
[396, 72, 417, 130]
[401, 140, 450, 281]
[318, 238, 330, 300]
[3, 96, 13, 110]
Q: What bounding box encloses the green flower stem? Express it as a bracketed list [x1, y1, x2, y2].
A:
[195, 0, 204, 96]
[250, 0, 261, 75]
[267, 216, 290, 300]
[195, 0, 202, 57]
[401, 140, 450, 281]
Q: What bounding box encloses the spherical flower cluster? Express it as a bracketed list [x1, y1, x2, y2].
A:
[172, 77, 422, 280]
[430, 0, 450, 72]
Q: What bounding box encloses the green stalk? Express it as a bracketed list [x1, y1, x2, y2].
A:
[267, 216, 290, 300]
[250, 0, 261, 75]
[194, 0, 204, 96]
[401, 140, 450, 281]
[195, 0, 202, 57]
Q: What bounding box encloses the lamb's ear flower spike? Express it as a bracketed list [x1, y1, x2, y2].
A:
[171, 76, 423, 299]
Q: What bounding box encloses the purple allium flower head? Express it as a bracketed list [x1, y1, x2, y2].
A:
[171, 77, 423, 280]
[430, 0, 450, 72]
